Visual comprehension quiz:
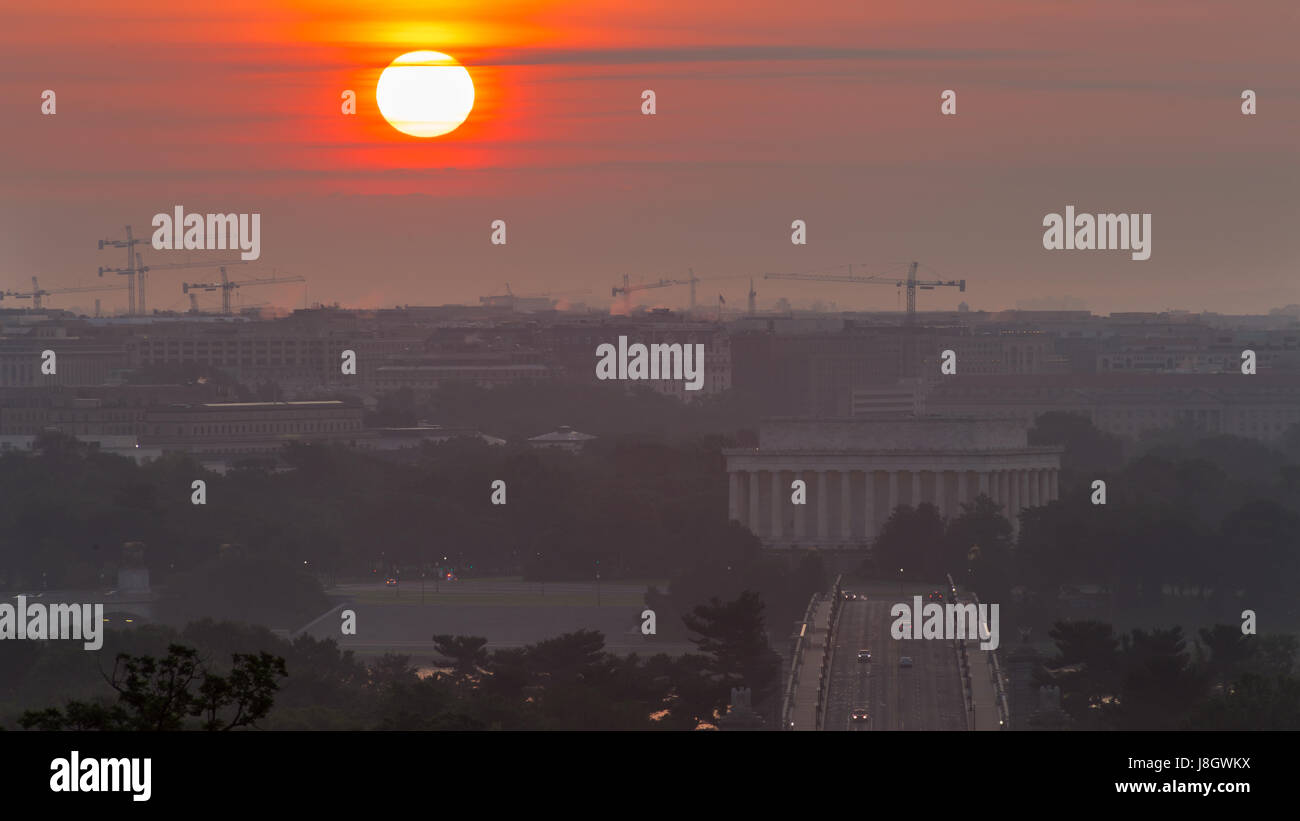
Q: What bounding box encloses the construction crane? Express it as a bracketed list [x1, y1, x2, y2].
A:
[97, 251, 247, 316]
[132, 252, 248, 315]
[96, 226, 149, 315]
[763, 261, 964, 324]
[611, 269, 701, 313]
[182, 267, 305, 315]
[748, 278, 757, 316]
[2, 276, 129, 310]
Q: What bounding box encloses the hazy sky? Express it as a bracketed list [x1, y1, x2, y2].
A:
[1, 0, 1297, 315]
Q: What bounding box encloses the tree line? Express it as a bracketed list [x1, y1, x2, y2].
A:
[6, 590, 783, 731]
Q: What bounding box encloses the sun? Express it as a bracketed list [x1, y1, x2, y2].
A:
[376, 50, 475, 138]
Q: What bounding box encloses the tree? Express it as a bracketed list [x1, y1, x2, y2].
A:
[871, 503, 946, 581]
[1219, 501, 1300, 621]
[1189, 673, 1300, 730]
[945, 495, 1013, 600]
[1028, 411, 1125, 484]
[1113, 627, 1206, 730]
[432, 635, 489, 683]
[20, 644, 287, 731]
[1196, 624, 1255, 691]
[681, 591, 782, 723]
[1048, 620, 1121, 726]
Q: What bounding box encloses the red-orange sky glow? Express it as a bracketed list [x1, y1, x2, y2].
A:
[2, 0, 1298, 314]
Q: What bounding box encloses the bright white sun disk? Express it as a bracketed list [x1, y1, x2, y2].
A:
[376, 50, 475, 138]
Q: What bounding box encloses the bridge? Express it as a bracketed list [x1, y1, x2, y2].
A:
[782, 575, 1010, 730]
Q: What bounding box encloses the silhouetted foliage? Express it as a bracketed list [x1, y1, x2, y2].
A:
[20, 643, 286, 731]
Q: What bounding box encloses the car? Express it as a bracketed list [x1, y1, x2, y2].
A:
[384, 577, 398, 586]
[899, 656, 914, 668]
[857, 650, 872, 663]
[850, 707, 870, 723]
[928, 590, 945, 603]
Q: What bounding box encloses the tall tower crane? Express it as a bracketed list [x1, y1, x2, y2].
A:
[96, 226, 148, 315]
[132, 252, 248, 315]
[97, 251, 246, 316]
[611, 269, 700, 314]
[182, 268, 305, 315]
[2, 276, 129, 310]
[763, 261, 965, 324]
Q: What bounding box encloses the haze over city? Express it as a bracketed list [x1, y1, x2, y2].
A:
[2, 0, 1298, 314]
[0, 3, 1295, 806]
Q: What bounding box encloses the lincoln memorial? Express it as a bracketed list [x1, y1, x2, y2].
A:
[723, 417, 1063, 549]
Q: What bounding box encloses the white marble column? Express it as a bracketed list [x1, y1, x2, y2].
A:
[934, 470, 946, 517]
[770, 470, 782, 540]
[887, 471, 899, 515]
[910, 471, 921, 508]
[728, 471, 742, 522]
[840, 471, 852, 540]
[817, 470, 829, 541]
[1039, 469, 1050, 505]
[956, 470, 968, 509]
[1009, 470, 1020, 521]
[748, 471, 762, 535]
[1021, 470, 1031, 511]
[1049, 469, 1059, 501]
[863, 470, 876, 541]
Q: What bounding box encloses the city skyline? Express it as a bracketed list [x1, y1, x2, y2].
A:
[2, 0, 1297, 314]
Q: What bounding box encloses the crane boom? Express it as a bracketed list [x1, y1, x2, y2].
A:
[763, 261, 964, 322]
[610, 271, 700, 313]
[181, 269, 306, 315]
[2, 277, 129, 309]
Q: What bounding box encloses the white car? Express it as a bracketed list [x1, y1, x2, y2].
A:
[899, 656, 914, 668]
[857, 650, 872, 663]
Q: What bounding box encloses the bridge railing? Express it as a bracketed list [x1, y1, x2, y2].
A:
[781, 589, 822, 729]
[781, 573, 843, 730]
[813, 574, 844, 731]
[947, 574, 975, 728]
[965, 588, 1010, 730]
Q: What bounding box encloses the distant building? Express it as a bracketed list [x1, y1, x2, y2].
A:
[139, 400, 366, 457]
[926, 373, 1300, 442]
[0, 332, 128, 387]
[369, 362, 552, 396]
[529, 425, 596, 452]
[850, 381, 925, 417]
[544, 318, 731, 400]
[724, 416, 1062, 549]
[371, 424, 505, 450]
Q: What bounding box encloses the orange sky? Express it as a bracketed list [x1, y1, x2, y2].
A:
[1, 0, 1298, 313]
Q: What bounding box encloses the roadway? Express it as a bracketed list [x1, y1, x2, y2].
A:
[823, 584, 968, 731]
